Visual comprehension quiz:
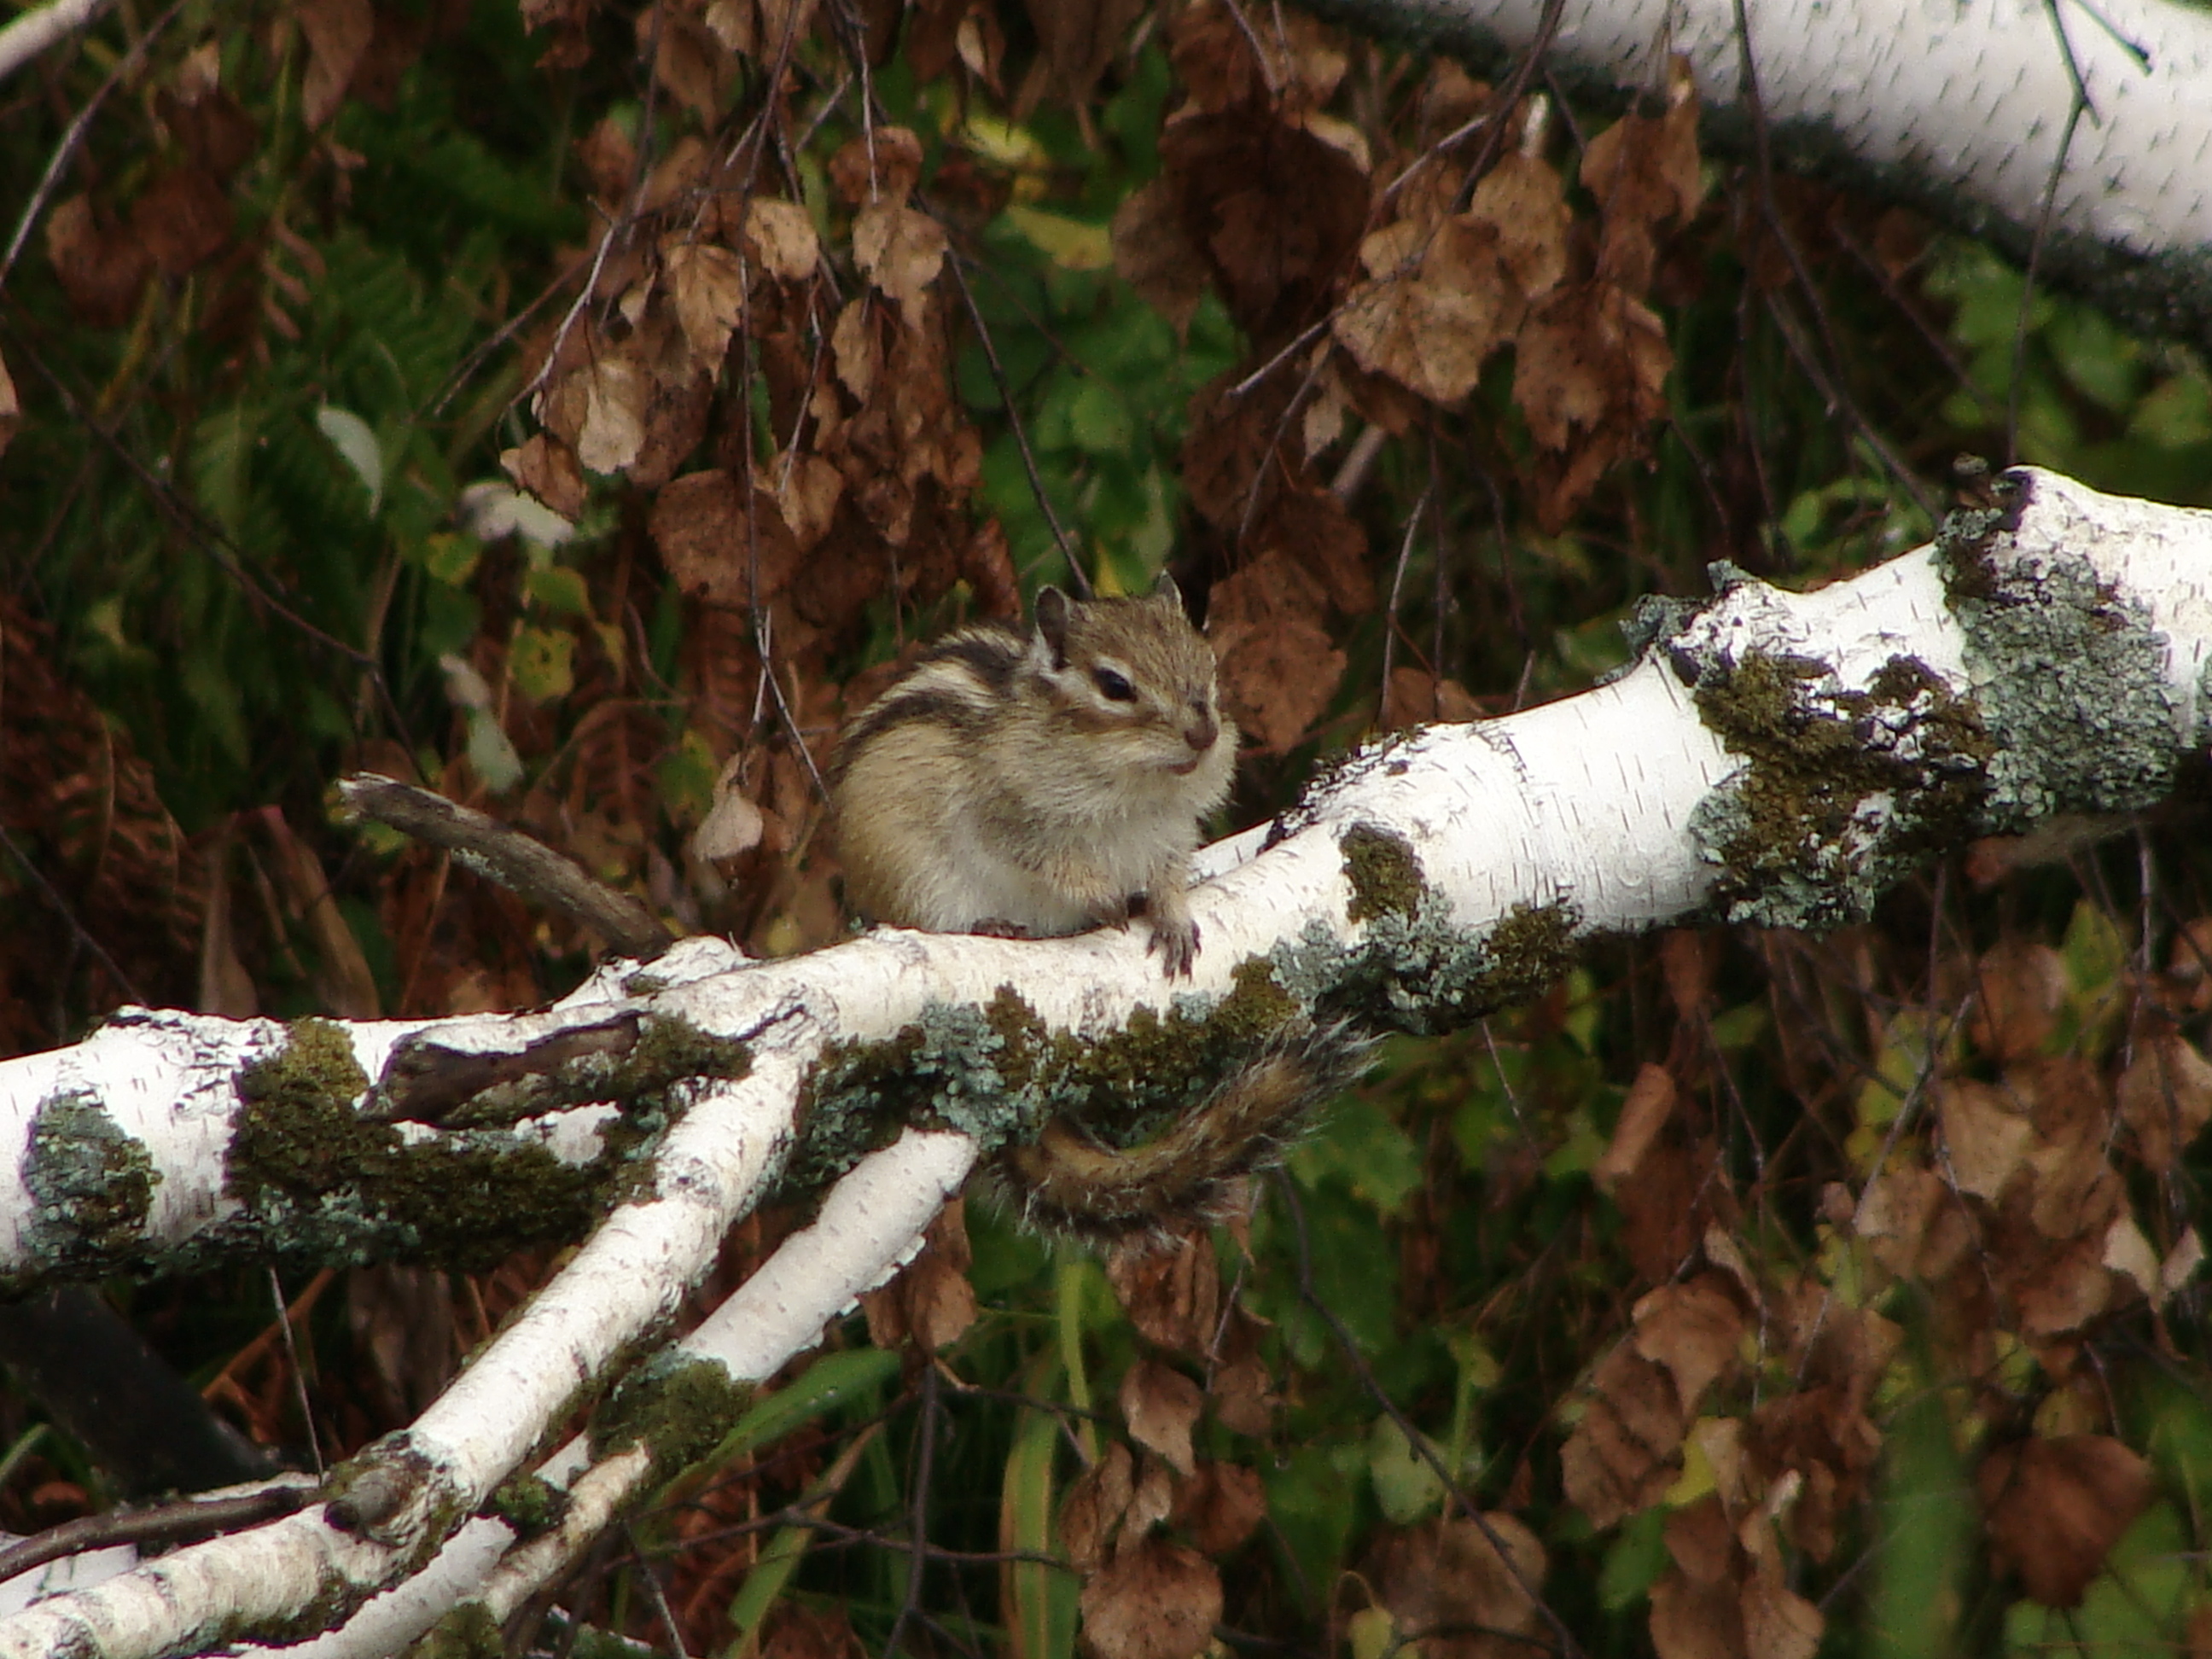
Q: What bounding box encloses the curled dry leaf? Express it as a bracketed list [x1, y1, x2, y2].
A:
[1112, 180, 1211, 340]
[573, 355, 649, 474]
[1580, 94, 1704, 292]
[1158, 104, 1370, 344]
[1969, 938, 2068, 1060]
[1061, 1441, 1136, 1573]
[692, 754, 766, 862]
[853, 201, 948, 323]
[132, 167, 233, 275]
[1120, 1359, 1202, 1478]
[1560, 1344, 1687, 1530]
[649, 469, 800, 607]
[1207, 548, 1346, 753]
[1076, 1539, 1222, 1659]
[771, 451, 844, 552]
[745, 196, 820, 282]
[1019, 0, 1145, 103]
[1104, 1230, 1220, 1353]
[1630, 1273, 1744, 1417]
[1980, 1435, 2153, 1607]
[858, 1200, 977, 1353]
[501, 434, 587, 521]
[667, 242, 747, 367]
[46, 195, 151, 328]
[1936, 1078, 2034, 1200]
[831, 299, 882, 402]
[830, 125, 923, 205]
[297, 0, 373, 128]
[1375, 1513, 1548, 1659]
[1173, 1461, 1266, 1556]
[2116, 1030, 2212, 1173]
[1593, 1062, 1675, 1194]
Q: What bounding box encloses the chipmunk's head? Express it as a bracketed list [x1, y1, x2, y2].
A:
[1026, 576, 1236, 795]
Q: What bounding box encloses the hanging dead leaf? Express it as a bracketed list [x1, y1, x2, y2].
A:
[859, 1200, 977, 1352]
[746, 196, 821, 282]
[45, 195, 151, 328]
[1561, 1344, 1687, 1530]
[667, 242, 747, 367]
[831, 298, 882, 402]
[1980, 1435, 2153, 1607]
[1375, 1512, 1548, 1659]
[1968, 939, 2067, 1060]
[1249, 486, 1372, 613]
[1208, 588, 1345, 754]
[771, 451, 845, 551]
[2117, 1030, 2212, 1173]
[853, 201, 947, 323]
[1105, 1231, 1220, 1353]
[1112, 180, 1211, 339]
[1173, 1461, 1266, 1556]
[128, 166, 232, 276]
[649, 468, 800, 607]
[1594, 1063, 1676, 1194]
[500, 433, 586, 521]
[297, 0, 373, 127]
[1580, 91, 1704, 292]
[644, 6, 731, 122]
[1018, 0, 1143, 104]
[1631, 1274, 1744, 1417]
[1937, 1079, 2034, 1201]
[1061, 1442, 1136, 1572]
[829, 126, 923, 205]
[1464, 151, 1570, 302]
[575, 116, 638, 203]
[1159, 104, 1369, 346]
[1077, 1539, 1222, 1659]
[1120, 1359, 1202, 1478]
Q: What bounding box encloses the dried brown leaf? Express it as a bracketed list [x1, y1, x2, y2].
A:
[1969, 939, 2067, 1060]
[1376, 1512, 1548, 1659]
[1561, 1347, 1685, 1530]
[501, 434, 586, 520]
[1938, 1079, 2034, 1201]
[45, 195, 150, 328]
[1077, 1539, 1221, 1659]
[667, 242, 747, 366]
[746, 196, 821, 282]
[2117, 1031, 2212, 1173]
[1061, 1441, 1135, 1572]
[853, 201, 947, 323]
[1173, 1461, 1266, 1556]
[1120, 1359, 1202, 1477]
[830, 126, 923, 205]
[1981, 1436, 2153, 1607]
[1112, 180, 1210, 339]
[131, 166, 232, 275]
[1594, 1063, 1675, 1194]
[298, 0, 373, 126]
[1105, 1231, 1220, 1353]
[1632, 1275, 1743, 1416]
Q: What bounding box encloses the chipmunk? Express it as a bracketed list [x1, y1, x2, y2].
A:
[830, 577, 1364, 1242]
[830, 576, 1234, 976]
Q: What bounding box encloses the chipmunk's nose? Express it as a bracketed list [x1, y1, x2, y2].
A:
[1185, 707, 1218, 751]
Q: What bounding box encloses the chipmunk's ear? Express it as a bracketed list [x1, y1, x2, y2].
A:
[1150, 573, 1185, 613]
[1034, 586, 1073, 666]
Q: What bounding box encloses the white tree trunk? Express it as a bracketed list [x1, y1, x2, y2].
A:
[1317, 0, 2212, 343]
[1, 469, 2208, 1656]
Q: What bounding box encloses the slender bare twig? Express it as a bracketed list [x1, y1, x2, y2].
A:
[0, 1482, 314, 1587]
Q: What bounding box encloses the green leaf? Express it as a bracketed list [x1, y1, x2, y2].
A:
[509, 625, 575, 703]
[315, 406, 385, 514]
[1367, 1416, 1446, 1524]
[1597, 1505, 1668, 1610]
[525, 564, 591, 616]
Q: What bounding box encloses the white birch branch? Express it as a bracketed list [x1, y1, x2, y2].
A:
[0, 0, 110, 84]
[0, 468, 2206, 1656]
[1313, 0, 2212, 343]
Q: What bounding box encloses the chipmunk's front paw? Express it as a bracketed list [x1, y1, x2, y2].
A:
[1147, 917, 1200, 977]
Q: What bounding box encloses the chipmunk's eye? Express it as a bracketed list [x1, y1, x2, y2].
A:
[1091, 666, 1138, 703]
